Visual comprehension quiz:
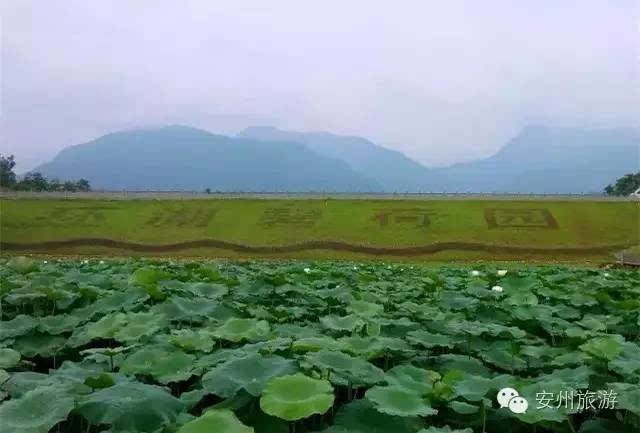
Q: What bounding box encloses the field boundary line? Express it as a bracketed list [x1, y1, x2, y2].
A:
[1, 238, 635, 256]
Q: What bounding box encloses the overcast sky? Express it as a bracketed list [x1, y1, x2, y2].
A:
[2, 0, 638, 171]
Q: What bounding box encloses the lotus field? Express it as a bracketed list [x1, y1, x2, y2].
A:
[0, 257, 639, 433]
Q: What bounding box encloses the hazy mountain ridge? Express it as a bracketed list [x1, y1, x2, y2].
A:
[34, 124, 638, 193]
[35, 125, 381, 191]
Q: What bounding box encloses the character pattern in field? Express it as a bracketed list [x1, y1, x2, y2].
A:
[258, 205, 322, 228]
[485, 208, 558, 229]
[372, 208, 440, 228]
[146, 206, 218, 228]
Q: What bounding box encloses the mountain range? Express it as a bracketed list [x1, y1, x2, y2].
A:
[34, 124, 639, 193]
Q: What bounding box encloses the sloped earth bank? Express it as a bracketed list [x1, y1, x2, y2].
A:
[1, 238, 635, 264]
[1, 256, 639, 433]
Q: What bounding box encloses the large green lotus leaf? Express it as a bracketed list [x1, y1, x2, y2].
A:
[292, 336, 340, 353]
[179, 388, 209, 410]
[438, 292, 478, 311]
[578, 418, 638, 433]
[337, 336, 386, 360]
[75, 291, 149, 322]
[170, 329, 214, 353]
[478, 341, 527, 372]
[185, 282, 229, 299]
[120, 346, 196, 384]
[579, 336, 624, 361]
[0, 385, 74, 433]
[605, 382, 640, 416]
[366, 385, 438, 417]
[6, 256, 38, 274]
[177, 409, 253, 433]
[12, 334, 67, 358]
[447, 400, 480, 414]
[449, 373, 494, 402]
[168, 296, 222, 320]
[499, 275, 538, 291]
[196, 348, 252, 369]
[0, 315, 38, 340]
[260, 373, 334, 421]
[322, 399, 415, 433]
[37, 314, 81, 335]
[212, 318, 271, 343]
[406, 330, 454, 349]
[429, 354, 491, 377]
[275, 324, 322, 339]
[1, 373, 58, 398]
[0, 365, 9, 381]
[385, 365, 440, 395]
[129, 267, 172, 300]
[320, 315, 364, 333]
[305, 350, 385, 386]
[4, 287, 47, 305]
[375, 337, 412, 354]
[202, 353, 298, 398]
[609, 342, 640, 377]
[76, 382, 184, 432]
[86, 313, 127, 339]
[347, 300, 383, 318]
[113, 311, 168, 343]
[505, 291, 539, 307]
[418, 427, 473, 433]
[0, 348, 20, 369]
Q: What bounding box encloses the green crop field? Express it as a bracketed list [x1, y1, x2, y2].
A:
[0, 257, 639, 433]
[1, 198, 638, 263]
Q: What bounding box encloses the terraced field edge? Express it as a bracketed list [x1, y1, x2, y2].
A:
[1, 238, 635, 256]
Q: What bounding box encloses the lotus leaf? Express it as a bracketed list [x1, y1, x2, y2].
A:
[212, 318, 271, 343]
[0, 315, 38, 340]
[260, 373, 335, 421]
[76, 382, 184, 432]
[0, 385, 74, 433]
[120, 346, 196, 384]
[385, 364, 440, 394]
[323, 399, 415, 433]
[0, 348, 21, 369]
[306, 350, 385, 386]
[177, 409, 253, 433]
[202, 353, 298, 397]
[579, 336, 624, 361]
[320, 315, 364, 333]
[168, 329, 214, 352]
[366, 385, 438, 417]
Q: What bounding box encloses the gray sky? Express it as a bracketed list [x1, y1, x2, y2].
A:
[2, 0, 638, 171]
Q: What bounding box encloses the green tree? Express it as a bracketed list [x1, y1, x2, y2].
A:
[0, 154, 17, 188]
[604, 172, 640, 196]
[17, 172, 49, 191]
[75, 178, 91, 192]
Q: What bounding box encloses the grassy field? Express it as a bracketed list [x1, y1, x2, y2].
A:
[1, 198, 638, 262]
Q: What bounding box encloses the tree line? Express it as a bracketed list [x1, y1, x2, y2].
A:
[604, 172, 640, 196]
[0, 154, 91, 192]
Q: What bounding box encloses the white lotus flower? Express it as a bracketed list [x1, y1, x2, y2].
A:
[604, 272, 610, 278]
[497, 270, 508, 277]
[491, 285, 503, 292]
[43, 260, 48, 264]
[353, 266, 358, 270]
[99, 260, 105, 264]
[471, 270, 480, 276]
[303, 268, 311, 273]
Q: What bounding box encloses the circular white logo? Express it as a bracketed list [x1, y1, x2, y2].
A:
[497, 387, 528, 413]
